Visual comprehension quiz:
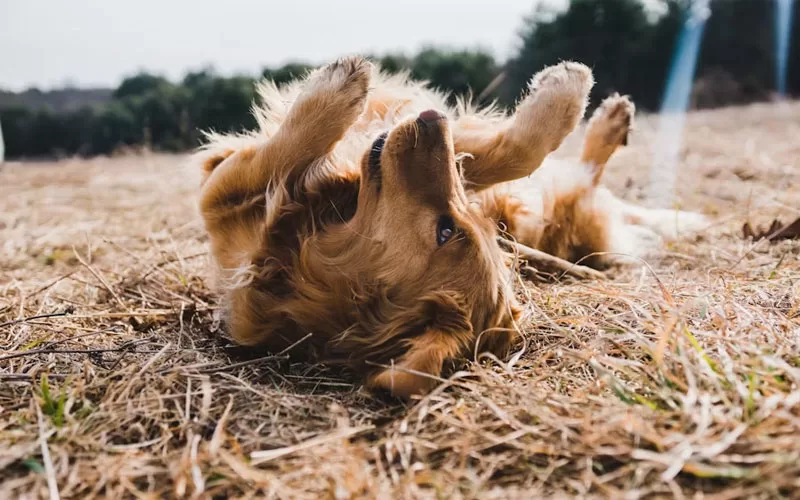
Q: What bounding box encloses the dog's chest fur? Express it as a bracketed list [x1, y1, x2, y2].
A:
[235, 171, 364, 351]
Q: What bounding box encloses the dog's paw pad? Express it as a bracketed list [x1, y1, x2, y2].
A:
[587, 93, 636, 147]
[312, 56, 372, 99]
[529, 61, 594, 99]
[511, 62, 594, 150]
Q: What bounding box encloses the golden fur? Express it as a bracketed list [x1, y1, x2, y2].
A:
[194, 56, 706, 398]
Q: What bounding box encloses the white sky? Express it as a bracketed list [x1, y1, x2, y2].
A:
[0, 0, 568, 91]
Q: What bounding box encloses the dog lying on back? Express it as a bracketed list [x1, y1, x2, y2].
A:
[195, 57, 706, 397]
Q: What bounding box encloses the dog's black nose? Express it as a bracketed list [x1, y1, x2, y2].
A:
[417, 109, 446, 123]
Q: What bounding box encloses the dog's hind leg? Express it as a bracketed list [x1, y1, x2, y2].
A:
[453, 62, 594, 191]
[199, 56, 371, 216]
[580, 93, 635, 185]
[579, 95, 707, 241]
[618, 201, 709, 241]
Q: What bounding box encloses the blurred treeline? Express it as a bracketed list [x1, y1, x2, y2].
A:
[1, 0, 797, 159]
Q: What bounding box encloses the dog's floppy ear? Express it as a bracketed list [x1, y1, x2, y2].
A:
[366, 291, 474, 398]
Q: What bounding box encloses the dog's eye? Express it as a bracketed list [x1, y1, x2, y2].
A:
[437, 215, 456, 246]
[367, 132, 388, 192]
[368, 133, 388, 173]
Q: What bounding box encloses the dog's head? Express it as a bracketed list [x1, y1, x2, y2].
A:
[337, 109, 521, 398]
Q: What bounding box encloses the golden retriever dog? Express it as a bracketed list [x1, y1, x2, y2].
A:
[194, 56, 706, 398]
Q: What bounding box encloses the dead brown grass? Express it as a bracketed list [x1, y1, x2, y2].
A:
[1, 101, 799, 499]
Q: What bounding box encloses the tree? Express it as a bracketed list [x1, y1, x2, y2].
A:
[374, 53, 413, 74]
[184, 74, 256, 143]
[505, 0, 681, 110]
[113, 73, 171, 99]
[0, 107, 34, 157]
[693, 0, 779, 107]
[0, 115, 5, 162]
[93, 102, 140, 154]
[261, 62, 313, 86]
[411, 48, 500, 102]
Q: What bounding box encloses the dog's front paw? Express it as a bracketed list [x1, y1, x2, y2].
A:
[512, 62, 594, 151]
[304, 56, 372, 114]
[530, 61, 595, 99]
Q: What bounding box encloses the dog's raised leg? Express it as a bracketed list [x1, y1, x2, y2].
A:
[581, 93, 635, 185]
[580, 94, 708, 241]
[199, 56, 372, 216]
[454, 62, 594, 191]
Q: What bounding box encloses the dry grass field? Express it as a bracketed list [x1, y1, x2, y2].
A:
[1, 101, 799, 499]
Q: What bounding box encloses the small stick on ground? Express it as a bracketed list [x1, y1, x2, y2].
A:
[0, 308, 75, 329]
[0, 338, 152, 363]
[72, 246, 128, 311]
[498, 238, 606, 281]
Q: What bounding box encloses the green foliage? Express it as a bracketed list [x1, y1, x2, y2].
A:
[369, 48, 500, 102]
[184, 73, 257, 138]
[23, 458, 45, 473]
[1, 69, 259, 158]
[503, 0, 682, 110]
[39, 375, 67, 427]
[0, 48, 504, 159]
[503, 0, 797, 110]
[0, 0, 797, 159]
[410, 48, 500, 101]
[261, 62, 314, 85]
[374, 54, 413, 74]
[113, 73, 171, 99]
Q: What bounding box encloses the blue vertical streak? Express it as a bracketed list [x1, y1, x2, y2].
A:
[650, 3, 709, 206]
[661, 13, 708, 114]
[776, 0, 794, 96]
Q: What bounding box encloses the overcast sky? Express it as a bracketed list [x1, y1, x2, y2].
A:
[0, 0, 575, 91]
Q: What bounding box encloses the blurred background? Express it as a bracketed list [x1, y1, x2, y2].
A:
[0, 0, 797, 160]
